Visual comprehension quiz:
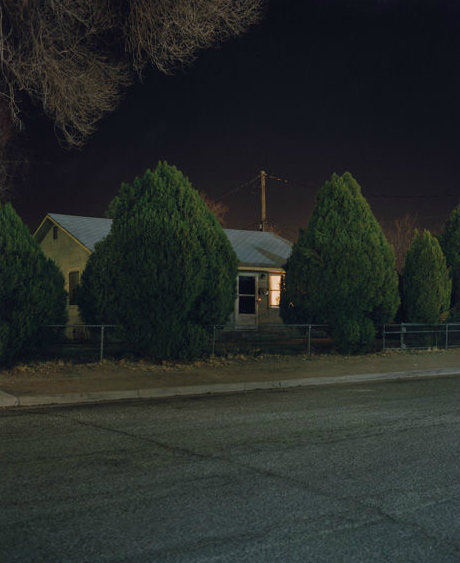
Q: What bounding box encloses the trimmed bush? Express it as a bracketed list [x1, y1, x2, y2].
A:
[439, 202, 460, 308]
[77, 162, 238, 359]
[280, 172, 399, 353]
[402, 230, 451, 323]
[0, 203, 67, 364]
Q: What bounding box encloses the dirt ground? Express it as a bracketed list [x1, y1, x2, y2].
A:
[1, 347, 460, 396]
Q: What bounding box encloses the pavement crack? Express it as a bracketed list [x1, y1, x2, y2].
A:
[360, 501, 460, 555]
[41, 409, 460, 557]
[46, 411, 213, 462]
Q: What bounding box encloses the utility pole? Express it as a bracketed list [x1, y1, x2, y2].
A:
[260, 169, 267, 231]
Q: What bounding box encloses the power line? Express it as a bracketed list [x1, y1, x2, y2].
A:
[366, 193, 457, 200]
[267, 173, 318, 191]
[226, 170, 457, 201]
[224, 170, 456, 238]
[218, 171, 318, 204]
[268, 172, 457, 200]
[379, 213, 449, 224]
[216, 174, 259, 202]
[269, 175, 457, 200]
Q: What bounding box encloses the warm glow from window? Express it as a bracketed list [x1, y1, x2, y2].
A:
[269, 274, 281, 307]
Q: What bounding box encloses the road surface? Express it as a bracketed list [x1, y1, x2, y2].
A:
[2, 377, 460, 562]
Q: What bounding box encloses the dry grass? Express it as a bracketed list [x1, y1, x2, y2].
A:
[1, 346, 458, 383]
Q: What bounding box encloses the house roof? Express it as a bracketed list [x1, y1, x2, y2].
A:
[38, 213, 292, 269]
[48, 213, 112, 252]
[224, 228, 292, 268]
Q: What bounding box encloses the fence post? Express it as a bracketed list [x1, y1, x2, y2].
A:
[446, 324, 449, 350]
[400, 323, 405, 349]
[382, 324, 385, 352]
[212, 326, 216, 358]
[307, 324, 312, 358]
[100, 325, 105, 363]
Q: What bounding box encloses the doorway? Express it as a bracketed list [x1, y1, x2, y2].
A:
[237, 274, 257, 326]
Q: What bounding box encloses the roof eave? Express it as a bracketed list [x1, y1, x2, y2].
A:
[34, 214, 92, 254]
[238, 264, 286, 272]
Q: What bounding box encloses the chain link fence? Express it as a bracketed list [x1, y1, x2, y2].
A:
[31, 323, 332, 362]
[210, 324, 331, 357]
[24, 322, 460, 363]
[382, 323, 460, 351]
[31, 325, 125, 363]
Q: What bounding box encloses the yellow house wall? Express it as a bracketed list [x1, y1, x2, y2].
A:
[39, 224, 90, 326]
[38, 220, 285, 331]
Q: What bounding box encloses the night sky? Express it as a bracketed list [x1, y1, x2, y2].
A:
[13, 0, 460, 240]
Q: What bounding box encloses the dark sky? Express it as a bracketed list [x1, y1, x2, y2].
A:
[13, 0, 460, 240]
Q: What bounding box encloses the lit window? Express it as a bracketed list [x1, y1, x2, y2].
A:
[269, 274, 281, 307]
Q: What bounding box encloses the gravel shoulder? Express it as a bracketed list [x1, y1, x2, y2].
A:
[1, 348, 460, 397]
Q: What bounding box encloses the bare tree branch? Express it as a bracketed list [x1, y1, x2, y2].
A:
[124, 0, 264, 74]
[383, 213, 419, 273]
[199, 190, 229, 226]
[0, 1, 129, 148]
[0, 0, 263, 151]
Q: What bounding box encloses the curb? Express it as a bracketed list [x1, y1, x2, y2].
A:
[1, 367, 460, 409]
[0, 389, 18, 407]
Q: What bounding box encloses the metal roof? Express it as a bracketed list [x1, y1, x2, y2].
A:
[46, 213, 292, 268]
[48, 213, 112, 252]
[224, 228, 292, 268]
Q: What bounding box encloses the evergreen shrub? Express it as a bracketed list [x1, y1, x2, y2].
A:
[0, 203, 67, 364]
[77, 162, 238, 359]
[280, 172, 399, 354]
[439, 202, 460, 308]
[402, 230, 451, 323]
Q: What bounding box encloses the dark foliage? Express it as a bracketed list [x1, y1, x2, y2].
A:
[78, 162, 238, 359]
[402, 230, 451, 323]
[0, 203, 67, 364]
[280, 172, 399, 354]
[439, 202, 460, 308]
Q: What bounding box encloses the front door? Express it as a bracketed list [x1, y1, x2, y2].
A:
[237, 274, 257, 326]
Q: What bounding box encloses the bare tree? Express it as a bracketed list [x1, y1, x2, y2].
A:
[124, 0, 263, 75]
[0, 100, 11, 200]
[264, 220, 284, 237]
[0, 0, 263, 151]
[199, 190, 229, 226]
[383, 213, 419, 273]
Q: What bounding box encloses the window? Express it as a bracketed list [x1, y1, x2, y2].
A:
[269, 274, 281, 307]
[68, 271, 80, 305]
[53, 226, 58, 240]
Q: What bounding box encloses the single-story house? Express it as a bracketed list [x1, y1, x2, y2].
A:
[34, 213, 292, 328]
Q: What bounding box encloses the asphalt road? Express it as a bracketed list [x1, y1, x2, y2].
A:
[2, 377, 460, 562]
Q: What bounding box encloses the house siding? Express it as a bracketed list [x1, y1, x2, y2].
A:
[39, 222, 90, 326]
[36, 214, 291, 330]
